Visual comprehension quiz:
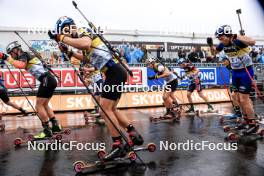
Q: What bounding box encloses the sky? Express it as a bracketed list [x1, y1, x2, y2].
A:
[0, 0, 263, 36]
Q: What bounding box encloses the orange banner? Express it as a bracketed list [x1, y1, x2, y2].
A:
[0, 89, 231, 114]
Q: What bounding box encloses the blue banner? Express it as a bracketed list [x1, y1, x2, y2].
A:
[147, 67, 164, 87]
[147, 66, 230, 87]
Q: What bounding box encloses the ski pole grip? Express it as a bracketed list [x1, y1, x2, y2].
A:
[72, 1, 77, 8]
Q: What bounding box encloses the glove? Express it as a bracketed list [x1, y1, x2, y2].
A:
[148, 75, 158, 80]
[48, 30, 65, 42]
[0, 52, 8, 60]
[239, 30, 245, 36]
[58, 42, 69, 53]
[206, 37, 213, 47]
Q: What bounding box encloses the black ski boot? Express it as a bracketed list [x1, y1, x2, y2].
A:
[103, 140, 126, 161]
[185, 106, 195, 113]
[128, 129, 144, 146]
[19, 108, 28, 116]
[50, 118, 62, 133]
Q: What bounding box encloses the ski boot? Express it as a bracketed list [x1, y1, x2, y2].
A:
[207, 104, 214, 112]
[19, 108, 29, 116]
[128, 129, 144, 146]
[90, 106, 99, 115]
[50, 118, 62, 133]
[34, 127, 53, 139]
[102, 140, 126, 161]
[185, 106, 195, 113]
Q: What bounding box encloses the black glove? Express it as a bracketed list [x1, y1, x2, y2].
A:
[0, 52, 8, 60]
[148, 75, 157, 80]
[48, 30, 63, 42]
[239, 30, 245, 36]
[206, 37, 213, 47]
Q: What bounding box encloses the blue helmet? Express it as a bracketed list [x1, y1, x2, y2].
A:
[55, 16, 75, 34]
[215, 25, 232, 38]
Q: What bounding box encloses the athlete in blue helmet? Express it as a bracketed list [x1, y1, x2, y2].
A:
[207, 25, 257, 134]
[48, 16, 144, 161]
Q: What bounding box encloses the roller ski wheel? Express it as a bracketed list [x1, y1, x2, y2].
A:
[28, 134, 34, 141]
[14, 138, 23, 147]
[128, 152, 137, 161]
[53, 129, 71, 136]
[73, 161, 86, 173]
[258, 129, 264, 137]
[64, 129, 71, 135]
[54, 134, 63, 140]
[97, 150, 106, 160]
[227, 133, 237, 141]
[147, 143, 156, 152]
[223, 125, 231, 132]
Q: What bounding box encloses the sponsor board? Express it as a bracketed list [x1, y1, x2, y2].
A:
[1, 89, 230, 114]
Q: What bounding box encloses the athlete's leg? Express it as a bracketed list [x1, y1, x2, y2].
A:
[0, 89, 27, 114]
[99, 98, 121, 137]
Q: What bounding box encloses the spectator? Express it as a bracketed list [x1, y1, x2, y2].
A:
[178, 48, 186, 59]
[188, 47, 199, 63]
[141, 45, 148, 63]
[249, 47, 258, 63]
[257, 48, 264, 63]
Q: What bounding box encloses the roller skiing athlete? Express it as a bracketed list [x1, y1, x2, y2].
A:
[0, 74, 28, 116]
[146, 57, 181, 121]
[0, 41, 62, 139]
[222, 58, 242, 119]
[59, 44, 103, 119]
[207, 25, 258, 135]
[178, 59, 214, 113]
[79, 59, 103, 117]
[49, 16, 144, 161]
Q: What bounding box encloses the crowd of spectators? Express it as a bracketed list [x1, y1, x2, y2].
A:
[26, 44, 264, 66]
[114, 43, 148, 64]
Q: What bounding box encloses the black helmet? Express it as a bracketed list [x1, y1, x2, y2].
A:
[215, 25, 232, 38]
[6, 41, 21, 54]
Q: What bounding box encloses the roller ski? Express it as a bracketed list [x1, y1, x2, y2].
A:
[219, 109, 242, 125]
[225, 125, 264, 143]
[73, 142, 156, 174]
[14, 128, 63, 147]
[149, 110, 181, 123]
[199, 104, 218, 114]
[219, 114, 242, 125]
[84, 111, 104, 125]
[222, 118, 256, 133]
[16, 110, 35, 117]
[49, 118, 71, 135]
[185, 106, 195, 113]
